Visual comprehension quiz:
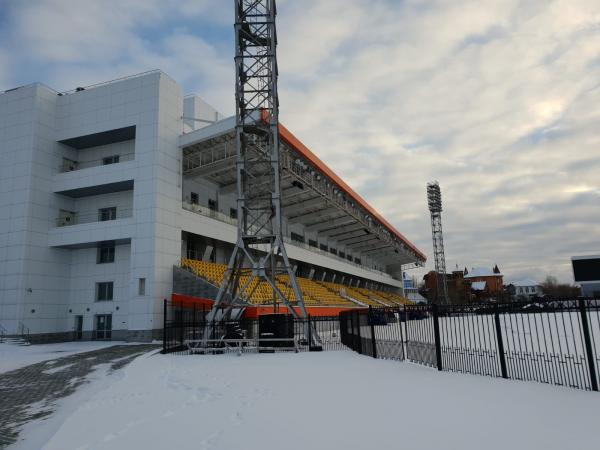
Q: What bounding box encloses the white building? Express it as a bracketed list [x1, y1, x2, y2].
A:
[0, 71, 425, 342]
[509, 279, 542, 300]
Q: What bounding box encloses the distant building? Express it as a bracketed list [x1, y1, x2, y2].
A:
[572, 255, 600, 297]
[507, 279, 542, 301]
[464, 265, 504, 301]
[403, 272, 427, 303]
[423, 270, 469, 304]
[423, 265, 505, 303]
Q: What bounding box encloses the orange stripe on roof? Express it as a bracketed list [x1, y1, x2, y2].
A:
[278, 123, 426, 261]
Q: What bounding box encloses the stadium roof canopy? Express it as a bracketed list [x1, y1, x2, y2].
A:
[180, 117, 426, 268]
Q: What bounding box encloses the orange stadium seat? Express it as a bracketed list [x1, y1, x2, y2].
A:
[181, 258, 413, 308]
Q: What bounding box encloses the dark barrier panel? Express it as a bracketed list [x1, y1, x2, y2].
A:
[162, 300, 345, 354]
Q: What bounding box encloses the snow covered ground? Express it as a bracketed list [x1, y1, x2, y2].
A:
[11, 350, 600, 450]
[0, 341, 131, 374]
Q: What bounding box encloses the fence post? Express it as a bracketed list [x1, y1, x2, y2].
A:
[399, 306, 405, 360]
[193, 302, 197, 341]
[355, 311, 362, 354]
[162, 298, 167, 354]
[307, 314, 312, 350]
[578, 299, 599, 391]
[494, 305, 508, 379]
[431, 303, 442, 371]
[369, 306, 377, 359]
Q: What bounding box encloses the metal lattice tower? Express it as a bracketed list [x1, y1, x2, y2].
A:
[208, 0, 306, 320]
[427, 181, 449, 304]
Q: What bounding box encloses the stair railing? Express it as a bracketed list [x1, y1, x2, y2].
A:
[18, 322, 31, 343]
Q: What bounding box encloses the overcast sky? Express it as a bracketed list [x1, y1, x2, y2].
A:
[1, 0, 598, 283]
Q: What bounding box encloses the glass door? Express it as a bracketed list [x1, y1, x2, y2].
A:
[95, 314, 112, 340]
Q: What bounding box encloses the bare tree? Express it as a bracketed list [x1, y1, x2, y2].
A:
[540, 275, 581, 297]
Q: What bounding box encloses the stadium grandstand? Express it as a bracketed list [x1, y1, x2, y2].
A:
[176, 110, 425, 316]
[0, 70, 425, 342]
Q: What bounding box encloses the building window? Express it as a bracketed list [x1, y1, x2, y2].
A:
[208, 199, 217, 211]
[230, 208, 237, 219]
[190, 192, 199, 205]
[347, 254, 353, 262]
[102, 155, 120, 165]
[339, 251, 345, 259]
[329, 248, 337, 255]
[308, 239, 317, 248]
[138, 278, 146, 296]
[96, 282, 114, 301]
[354, 257, 361, 264]
[98, 207, 117, 221]
[291, 232, 304, 244]
[97, 241, 115, 264]
[319, 244, 328, 252]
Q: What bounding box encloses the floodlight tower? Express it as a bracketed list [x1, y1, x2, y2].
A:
[427, 181, 449, 304]
[208, 0, 306, 319]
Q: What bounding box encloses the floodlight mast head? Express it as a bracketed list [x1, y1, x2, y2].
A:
[427, 180, 449, 304]
[427, 181, 442, 213]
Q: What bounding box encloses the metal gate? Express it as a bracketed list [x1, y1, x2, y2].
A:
[404, 305, 437, 368]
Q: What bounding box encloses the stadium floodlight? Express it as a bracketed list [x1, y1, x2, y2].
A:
[207, 0, 306, 322]
[427, 181, 449, 304]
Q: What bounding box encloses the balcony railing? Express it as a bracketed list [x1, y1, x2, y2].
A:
[55, 208, 133, 227]
[182, 201, 238, 226]
[182, 201, 392, 279]
[281, 236, 391, 278]
[60, 153, 134, 173]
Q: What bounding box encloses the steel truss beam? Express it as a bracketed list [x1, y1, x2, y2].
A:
[330, 229, 369, 241]
[359, 245, 391, 254]
[338, 234, 379, 246]
[349, 239, 385, 251]
[278, 147, 418, 262]
[325, 224, 367, 238]
[287, 207, 333, 223]
[304, 215, 354, 231]
[208, 0, 306, 323]
[282, 195, 327, 212]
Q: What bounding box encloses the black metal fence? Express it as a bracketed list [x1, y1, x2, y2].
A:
[162, 300, 344, 354]
[340, 299, 600, 392]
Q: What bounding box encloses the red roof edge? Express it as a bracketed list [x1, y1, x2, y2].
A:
[278, 123, 427, 262]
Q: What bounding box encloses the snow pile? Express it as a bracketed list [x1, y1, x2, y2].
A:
[12, 351, 600, 450]
[0, 341, 127, 374]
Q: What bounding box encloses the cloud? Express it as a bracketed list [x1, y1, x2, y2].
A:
[1, 0, 599, 284]
[276, 0, 600, 283]
[1, 0, 232, 104]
